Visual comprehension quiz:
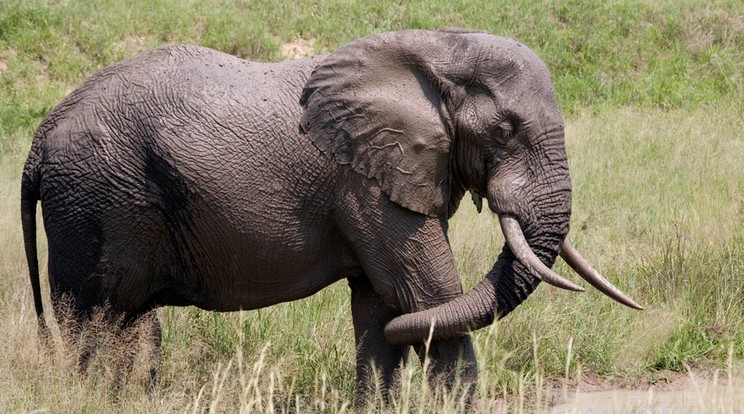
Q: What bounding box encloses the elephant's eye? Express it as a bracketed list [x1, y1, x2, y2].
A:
[496, 120, 518, 143]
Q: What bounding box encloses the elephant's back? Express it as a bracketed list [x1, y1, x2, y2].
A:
[133, 44, 324, 115]
[35, 45, 331, 200]
[35, 43, 337, 208]
[119, 46, 338, 214]
[37, 44, 323, 146]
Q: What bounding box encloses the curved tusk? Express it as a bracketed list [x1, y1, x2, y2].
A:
[559, 240, 644, 310]
[499, 215, 585, 292]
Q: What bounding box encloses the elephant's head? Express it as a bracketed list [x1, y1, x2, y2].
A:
[300, 29, 641, 345]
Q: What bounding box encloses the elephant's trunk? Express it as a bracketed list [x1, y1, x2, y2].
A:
[383, 263, 498, 345]
[384, 211, 568, 346]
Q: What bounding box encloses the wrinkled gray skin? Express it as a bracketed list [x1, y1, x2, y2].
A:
[22, 29, 571, 398]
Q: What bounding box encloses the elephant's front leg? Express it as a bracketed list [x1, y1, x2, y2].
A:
[349, 275, 409, 403]
[413, 334, 478, 391]
[336, 186, 479, 397]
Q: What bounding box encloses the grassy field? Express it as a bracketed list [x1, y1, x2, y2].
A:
[1, 0, 742, 412]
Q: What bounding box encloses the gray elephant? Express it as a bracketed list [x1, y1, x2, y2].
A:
[22, 29, 640, 398]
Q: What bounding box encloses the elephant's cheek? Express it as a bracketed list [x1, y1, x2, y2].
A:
[486, 174, 529, 218]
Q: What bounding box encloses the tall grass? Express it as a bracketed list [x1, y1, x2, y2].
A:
[1, 0, 742, 412]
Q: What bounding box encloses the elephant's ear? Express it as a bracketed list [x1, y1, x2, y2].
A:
[300, 30, 457, 217]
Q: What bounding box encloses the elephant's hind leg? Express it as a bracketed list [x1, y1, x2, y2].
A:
[51, 294, 162, 390]
[119, 309, 162, 391]
[349, 276, 409, 405]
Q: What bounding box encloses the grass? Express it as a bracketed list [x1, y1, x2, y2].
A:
[1, 0, 743, 412]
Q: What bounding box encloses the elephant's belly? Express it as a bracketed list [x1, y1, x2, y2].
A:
[161, 230, 359, 312]
[207, 255, 353, 311]
[144, 159, 355, 311]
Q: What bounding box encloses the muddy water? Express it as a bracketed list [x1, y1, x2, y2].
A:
[551, 382, 743, 413]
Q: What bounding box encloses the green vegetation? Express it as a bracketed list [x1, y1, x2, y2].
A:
[0, 0, 742, 412]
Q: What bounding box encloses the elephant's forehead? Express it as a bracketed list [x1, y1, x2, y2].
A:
[486, 46, 546, 77]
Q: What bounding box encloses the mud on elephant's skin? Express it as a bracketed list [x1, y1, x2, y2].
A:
[21, 29, 640, 398]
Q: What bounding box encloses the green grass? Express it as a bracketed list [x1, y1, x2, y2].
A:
[0, 0, 741, 134]
[1, 0, 743, 412]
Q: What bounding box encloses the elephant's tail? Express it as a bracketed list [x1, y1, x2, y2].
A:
[21, 146, 51, 346]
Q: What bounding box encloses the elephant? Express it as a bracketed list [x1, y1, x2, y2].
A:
[21, 28, 641, 399]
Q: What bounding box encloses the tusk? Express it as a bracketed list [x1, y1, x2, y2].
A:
[499, 215, 585, 292]
[559, 240, 644, 310]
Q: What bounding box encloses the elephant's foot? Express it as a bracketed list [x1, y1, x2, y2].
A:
[415, 334, 478, 399]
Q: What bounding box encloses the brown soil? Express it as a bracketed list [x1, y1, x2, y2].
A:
[280, 38, 316, 60]
[548, 370, 743, 413]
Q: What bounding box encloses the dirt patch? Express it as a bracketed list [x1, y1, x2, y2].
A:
[281, 38, 316, 60]
[551, 370, 695, 393]
[0, 59, 7, 73]
[550, 371, 743, 413]
[114, 35, 149, 56]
